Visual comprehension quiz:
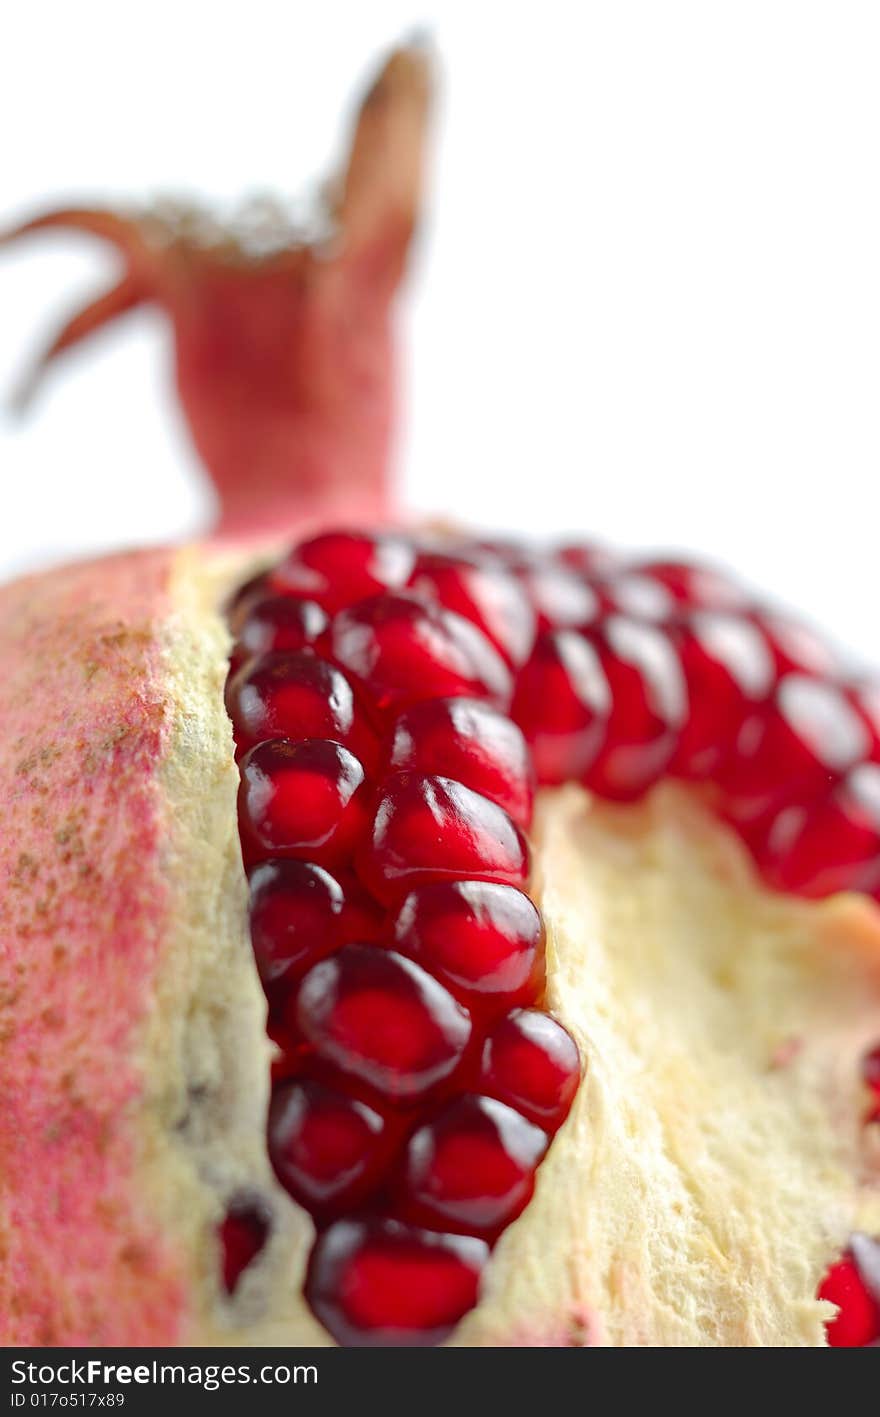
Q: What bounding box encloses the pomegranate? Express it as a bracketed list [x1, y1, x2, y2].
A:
[1, 44, 878, 1348]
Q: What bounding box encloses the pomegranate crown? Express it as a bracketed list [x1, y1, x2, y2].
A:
[1, 44, 433, 538]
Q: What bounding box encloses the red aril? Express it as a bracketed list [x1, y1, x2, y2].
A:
[582, 616, 687, 800]
[219, 1202, 269, 1294]
[515, 561, 599, 630]
[237, 739, 368, 868]
[719, 675, 869, 829]
[592, 572, 676, 622]
[757, 763, 880, 898]
[407, 551, 536, 667]
[511, 629, 610, 784]
[226, 651, 377, 762]
[753, 609, 843, 679]
[480, 1009, 581, 1132]
[329, 592, 512, 719]
[818, 1243, 880, 1347]
[248, 860, 378, 989]
[392, 879, 545, 1016]
[630, 559, 747, 611]
[272, 531, 415, 612]
[306, 1218, 488, 1347]
[294, 943, 472, 1103]
[383, 697, 534, 827]
[671, 611, 774, 779]
[268, 1079, 390, 1214]
[231, 594, 328, 668]
[394, 1093, 548, 1238]
[356, 773, 530, 905]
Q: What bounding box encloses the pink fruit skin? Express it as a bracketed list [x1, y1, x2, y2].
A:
[0, 550, 187, 1344]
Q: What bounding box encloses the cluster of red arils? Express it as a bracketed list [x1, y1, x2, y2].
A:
[223, 528, 880, 1346]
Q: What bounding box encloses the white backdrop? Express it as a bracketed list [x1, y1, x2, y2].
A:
[1, 2, 878, 661]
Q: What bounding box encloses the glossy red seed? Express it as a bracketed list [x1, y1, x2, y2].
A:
[357, 773, 530, 906]
[238, 739, 368, 868]
[752, 608, 842, 678]
[511, 629, 611, 784]
[219, 1203, 269, 1294]
[268, 1079, 389, 1213]
[480, 1009, 581, 1132]
[226, 570, 271, 633]
[330, 592, 512, 720]
[272, 530, 415, 612]
[719, 675, 869, 828]
[384, 697, 534, 827]
[248, 860, 382, 988]
[848, 678, 880, 759]
[582, 616, 688, 800]
[631, 559, 747, 611]
[671, 612, 775, 779]
[408, 552, 536, 667]
[515, 561, 599, 630]
[758, 763, 880, 898]
[863, 1046, 880, 1095]
[393, 880, 545, 1016]
[232, 594, 328, 666]
[592, 572, 676, 622]
[306, 1217, 488, 1347]
[555, 541, 622, 578]
[396, 1094, 548, 1238]
[226, 651, 378, 761]
[818, 1244, 880, 1347]
[295, 944, 472, 1103]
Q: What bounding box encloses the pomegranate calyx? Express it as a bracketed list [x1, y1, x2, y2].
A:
[1, 44, 433, 538]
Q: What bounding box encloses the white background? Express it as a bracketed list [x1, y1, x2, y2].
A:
[1, 3, 878, 661]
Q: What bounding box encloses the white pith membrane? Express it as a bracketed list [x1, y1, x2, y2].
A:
[140, 546, 880, 1347]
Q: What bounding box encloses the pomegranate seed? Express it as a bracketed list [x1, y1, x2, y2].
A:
[232, 594, 328, 666]
[407, 551, 536, 667]
[631, 559, 747, 611]
[593, 572, 676, 622]
[306, 1217, 488, 1347]
[393, 880, 545, 1016]
[272, 530, 415, 612]
[582, 616, 687, 800]
[226, 570, 271, 632]
[864, 1045, 880, 1095]
[238, 739, 368, 868]
[848, 678, 880, 759]
[818, 1242, 880, 1347]
[671, 612, 774, 779]
[384, 697, 534, 827]
[555, 541, 621, 578]
[480, 1008, 581, 1132]
[248, 860, 382, 989]
[511, 629, 610, 785]
[226, 651, 378, 761]
[758, 763, 880, 898]
[719, 675, 869, 828]
[357, 773, 530, 906]
[268, 1079, 390, 1213]
[294, 943, 472, 1103]
[395, 1093, 548, 1238]
[515, 562, 599, 630]
[219, 1202, 269, 1294]
[330, 592, 512, 720]
[753, 609, 842, 679]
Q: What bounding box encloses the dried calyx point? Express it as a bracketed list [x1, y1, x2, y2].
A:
[224, 526, 880, 1347]
[1, 45, 433, 536]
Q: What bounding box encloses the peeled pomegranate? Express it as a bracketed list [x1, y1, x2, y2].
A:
[1, 44, 879, 1349]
